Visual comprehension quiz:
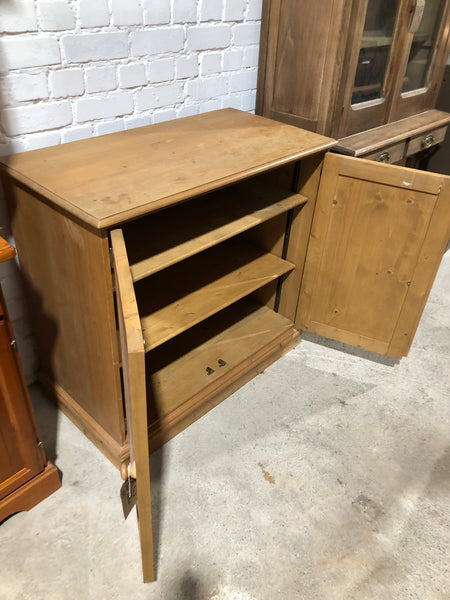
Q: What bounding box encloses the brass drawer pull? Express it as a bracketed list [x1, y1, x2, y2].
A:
[376, 151, 390, 163]
[422, 134, 435, 149]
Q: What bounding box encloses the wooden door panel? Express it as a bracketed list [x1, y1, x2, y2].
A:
[389, 0, 450, 122]
[257, 0, 349, 134]
[110, 229, 154, 583]
[297, 153, 449, 357]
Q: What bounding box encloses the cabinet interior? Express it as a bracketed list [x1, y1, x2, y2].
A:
[117, 164, 306, 447]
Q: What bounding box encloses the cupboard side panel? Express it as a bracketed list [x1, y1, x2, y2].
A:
[5, 180, 125, 447]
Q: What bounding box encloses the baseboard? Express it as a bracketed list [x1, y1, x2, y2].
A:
[0, 462, 61, 522]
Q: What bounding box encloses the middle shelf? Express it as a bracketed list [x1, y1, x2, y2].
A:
[122, 177, 307, 281]
[135, 237, 295, 351]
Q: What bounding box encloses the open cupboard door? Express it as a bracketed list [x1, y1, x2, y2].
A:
[110, 229, 154, 583]
[297, 152, 450, 358]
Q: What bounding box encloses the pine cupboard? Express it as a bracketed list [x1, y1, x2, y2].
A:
[1, 110, 448, 581]
[256, 0, 450, 160]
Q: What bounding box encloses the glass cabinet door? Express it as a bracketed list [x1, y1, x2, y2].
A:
[352, 0, 402, 105]
[402, 0, 447, 93]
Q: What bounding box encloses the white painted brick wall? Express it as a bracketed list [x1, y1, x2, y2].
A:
[78, 0, 110, 28]
[148, 58, 175, 83]
[131, 27, 185, 56]
[0, 0, 263, 381]
[85, 66, 117, 94]
[39, 1, 76, 32]
[3, 101, 73, 136]
[50, 69, 84, 98]
[0, 1, 38, 33]
[186, 25, 232, 51]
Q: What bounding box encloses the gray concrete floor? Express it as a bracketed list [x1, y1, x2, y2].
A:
[1, 249, 449, 600]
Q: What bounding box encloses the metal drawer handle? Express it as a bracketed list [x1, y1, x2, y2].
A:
[376, 151, 390, 163]
[422, 134, 435, 149]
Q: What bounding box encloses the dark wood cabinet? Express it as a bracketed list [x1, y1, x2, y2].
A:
[256, 0, 450, 156]
[0, 238, 60, 522]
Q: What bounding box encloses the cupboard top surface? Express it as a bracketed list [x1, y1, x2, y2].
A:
[0, 109, 335, 229]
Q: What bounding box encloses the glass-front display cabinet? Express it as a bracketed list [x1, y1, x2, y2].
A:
[256, 0, 450, 156]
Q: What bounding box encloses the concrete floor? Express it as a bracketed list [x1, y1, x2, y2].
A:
[1, 249, 449, 600]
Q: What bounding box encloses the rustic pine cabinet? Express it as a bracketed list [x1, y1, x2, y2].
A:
[257, 0, 450, 160]
[0, 238, 60, 522]
[1, 110, 448, 581]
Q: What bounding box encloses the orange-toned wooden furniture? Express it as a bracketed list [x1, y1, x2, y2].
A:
[0, 237, 61, 522]
[1, 110, 448, 581]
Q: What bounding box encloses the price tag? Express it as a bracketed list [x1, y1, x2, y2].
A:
[120, 477, 137, 519]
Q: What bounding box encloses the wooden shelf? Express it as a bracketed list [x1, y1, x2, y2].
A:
[145, 300, 299, 437]
[123, 179, 307, 281]
[136, 238, 295, 351]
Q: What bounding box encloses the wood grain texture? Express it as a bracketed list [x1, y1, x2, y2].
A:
[334, 110, 450, 156]
[0, 109, 335, 229]
[137, 238, 295, 351]
[406, 125, 448, 156]
[146, 300, 300, 449]
[39, 372, 129, 469]
[0, 237, 15, 263]
[257, 0, 450, 139]
[111, 229, 154, 583]
[388, 0, 450, 122]
[388, 176, 450, 356]
[257, 0, 349, 134]
[4, 181, 124, 446]
[297, 152, 449, 357]
[0, 462, 61, 523]
[0, 300, 44, 501]
[0, 282, 60, 521]
[363, 141, 406, 163]
[123, 177, 307, 281]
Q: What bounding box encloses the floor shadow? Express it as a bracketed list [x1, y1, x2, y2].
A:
[176, 571, 207, 600]
[28, 383, 59, 465]
[301, 331, 400, 367]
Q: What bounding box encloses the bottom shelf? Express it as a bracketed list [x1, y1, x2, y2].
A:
[145, 300, 300, 449]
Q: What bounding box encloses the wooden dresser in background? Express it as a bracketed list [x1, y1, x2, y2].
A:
[0, 237, 60, 522]
[257, 0, 450, 164]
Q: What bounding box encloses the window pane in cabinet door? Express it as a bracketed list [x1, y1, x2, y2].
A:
[352, 0, 402, 105]
[402, 0, 446, 93]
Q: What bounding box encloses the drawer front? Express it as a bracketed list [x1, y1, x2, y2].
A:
[363, 142, 406, 164]
[406, 127, 448, 157]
